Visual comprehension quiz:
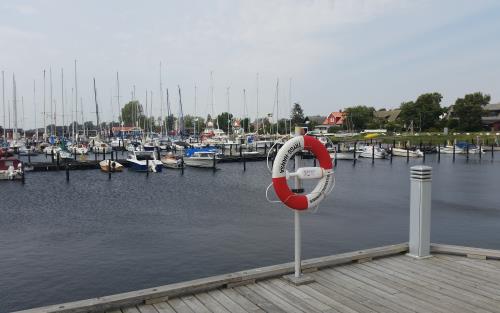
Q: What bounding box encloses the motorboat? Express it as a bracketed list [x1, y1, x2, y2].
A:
[127, 150, 163, 172]
[440, 142, 483, 154]
[391, 148, 424, 157]
[184, 148, 220, 168]
[92, 142, 111, 154]
[99, 160, 124, 172]
[359, 146, 387, 159]
[0, 158, 23, 180]
[329, 151, 359, 160]
[18, 145, 38, 156]
[161, 153, 183, 169]
[70, 144, 89, 155]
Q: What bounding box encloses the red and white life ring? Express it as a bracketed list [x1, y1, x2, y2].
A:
[271, 135, 334, 211]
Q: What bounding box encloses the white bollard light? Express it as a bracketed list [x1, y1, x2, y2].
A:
[408, 165, 432, 258]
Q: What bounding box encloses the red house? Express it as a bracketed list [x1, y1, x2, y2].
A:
[322, 112, 346, 126]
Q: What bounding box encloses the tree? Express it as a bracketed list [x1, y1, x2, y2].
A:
[241, 117, 251, 133]
[216, 112, 233, 133]
[399, 93, 443, 131]
[120, 100, 144, 126]
[290, 103, 305, 127]
[344, 106, 375, 131]
[454, 92, 490, 131]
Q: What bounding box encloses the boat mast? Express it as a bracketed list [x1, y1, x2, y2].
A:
[150, 90, 153, 134]
[166, 88, 171, 134]
[226, 86, 230, 135]
[33, 80, 37, 141]
[178, 86, 184, 137]
[243, 88, 247, 133]
[289, 78, 292, 135]
[93, 78, 100, 137]
[116, 71, 120, 126]
[194, 85, 197, 137]
[61, 68, 64, 138]
[43, 70, 46, 139]
[74, 60, 78, 140]
[159, 62, 163, 136]
[49, 68, 53, 136]
[144, 89, 148, 135]
[22, 96, 25, 138]
[275, 78, 279, 136]
[256, 73, 259, 135]
[2, 70, 5, 142]
[12, 74, 18, 140]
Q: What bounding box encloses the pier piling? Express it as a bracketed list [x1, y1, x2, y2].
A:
[181, 156, 184, 175]
[409, 165, 432, 258]
[371, 144, 375, 164]
[212, 154, 216, 172]
[66, 164, 69, 182]
[146, 159, 149, 177]
[353, 142, 357, 166]
[108, 160, 112, 180]
[438, 144, 441, 162]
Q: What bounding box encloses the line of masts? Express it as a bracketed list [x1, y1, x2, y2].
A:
[1, 64, 294, 141]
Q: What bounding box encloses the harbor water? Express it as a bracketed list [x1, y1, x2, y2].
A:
[1, 153, 500, 312]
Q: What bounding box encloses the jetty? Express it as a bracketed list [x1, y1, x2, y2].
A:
[14, 166, 500, 313]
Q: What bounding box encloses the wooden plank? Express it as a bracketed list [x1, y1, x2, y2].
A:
[207, 289, 249, 313]
[167, 298, 194, 313]
[399, 256, 500, 299]
[354, 261, 478, 313]
[15, 243, 409, 313]
[313, 269, 417, 313]
[136, 304, 159, 313]
[234, 285, 286, 313]
[152, 302, 176, 313]
[246, 283, 305, 313]
[180, 295, 211, 313]
[378, 258, 500, 313]
[220, 288, 264, 313]
[194, 292, 232, 313]
[292, 282, 361, 313]
[326, 267, 444, 313]
[267, 279, 334, 312]
[122, 308, 141, 313]
[310, 271, 401, 313]
[431, 244, 500, 259]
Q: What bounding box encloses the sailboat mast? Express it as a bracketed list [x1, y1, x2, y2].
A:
[93, 78, 100, 136]
[243, 88, 247, 132]
[144, 89, 148, 134]
[61, 68, 64, 138]
[159, 62, 163, 136]
[2, 70, 5, 142]
[74, 60, 78, 140]
[12, 74, 18, 140]
[116, 72, 120, 125]
[194, 85, 197, 136]
[226, 86, 230, 135]
[33, 80, 37, 141]
[275, 78, 279, 136]
[22, 96, 25, 138]
[43, 70, 46, 139]
[178, 86, 184, 137]
[166, 88, 171, 134]
[150, 90, 153, 134]
[49, 68, 53, 136]
[256, 73, 259, 135]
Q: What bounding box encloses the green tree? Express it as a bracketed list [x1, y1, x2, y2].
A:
[241, 117, 251, 132]
[454, 92, 490, 131]
[216, 112, 233, 133]
[290, 103, 305, 127]
[399, 93, 443, 131]
[120, 101, 144, 126]
[344, 106, 375, 130]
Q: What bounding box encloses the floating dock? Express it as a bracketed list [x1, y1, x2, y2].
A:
[14, 243, 500, 313]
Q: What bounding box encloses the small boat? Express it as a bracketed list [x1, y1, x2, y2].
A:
[440, 142, 483, 154]
[99, 160, 124, 172]
[329, 151, 359, 160]
[92, 142, 111, 154]
[359, 146, 387, 159]
[127, 150, 163, 172]
[0, 158, 23, 180]
[18, 146, 38, 156]
[70, 144, 89, 155]
[391, 148, 424, 157]
[184, 148, 220, 168]
[161, 153, 183, 169]
[43, 146, 62, 154]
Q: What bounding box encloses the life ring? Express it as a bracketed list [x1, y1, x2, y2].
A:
[271, 135, 333, 210]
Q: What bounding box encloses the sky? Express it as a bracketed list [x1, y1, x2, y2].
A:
[0, 0, 500, 129]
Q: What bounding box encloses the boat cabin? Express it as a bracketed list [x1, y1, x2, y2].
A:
[0, 158, 22, 170]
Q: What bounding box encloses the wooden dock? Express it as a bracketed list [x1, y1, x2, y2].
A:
[15, 243, 500, 313]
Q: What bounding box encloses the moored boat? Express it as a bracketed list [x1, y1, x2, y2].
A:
[391, 148, 424, 157]
[359, 146, 387, 159]
[161, 153, 183, 169]
[127, 150, 163, 172]
[0, 158, 23, 180]
[99, 160, 124, 172]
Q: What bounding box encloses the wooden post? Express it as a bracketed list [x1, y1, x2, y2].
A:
[108, 159, 112, 180]
[406, 145, 409, 163]
[243, 152, 246, 172]
[156, 147, 160, 161]
[437, 144, 441, 163]
[212, 153, 216, 172]
[371, 144, 375, 164]
[239, 144, 242, 157]
[353, 141, 357, 166]
[66, 164, 70, 182]
[21, 162, 25, 185]
[479, 143, 482, 160]
[492, 144, 495, 159]
[264, 143, 267, 155]
[51, 149, 55, 164]
[466, 143, 469, 161]
[103, 148, 106, 161]
[181, 156, 184, 175]
[56, 152, 60, 170]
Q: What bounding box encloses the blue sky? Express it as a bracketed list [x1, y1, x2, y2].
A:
[1, 0, 499, 128]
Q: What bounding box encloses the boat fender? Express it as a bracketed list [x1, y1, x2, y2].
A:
[271, 135, 334, 211]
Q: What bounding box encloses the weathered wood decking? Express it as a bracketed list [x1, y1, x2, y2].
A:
[15, 244, 500, 313]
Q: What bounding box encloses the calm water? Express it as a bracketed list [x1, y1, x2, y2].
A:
[1, 153, 500, 312]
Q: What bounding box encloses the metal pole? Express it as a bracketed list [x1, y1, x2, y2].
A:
[408, 165, 432, 258]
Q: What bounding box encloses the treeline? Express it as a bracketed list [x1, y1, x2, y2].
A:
[341, 92, 491, 132]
